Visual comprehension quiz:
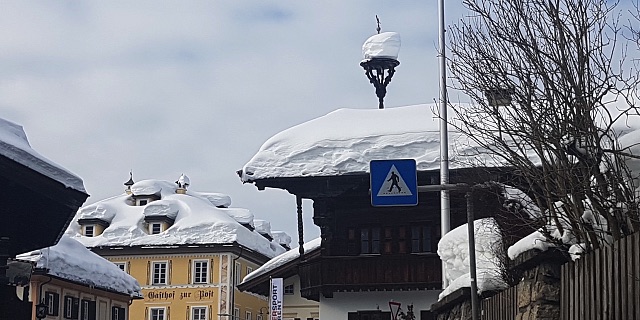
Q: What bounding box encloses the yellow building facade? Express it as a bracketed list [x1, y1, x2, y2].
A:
[97, 247, 270, 320]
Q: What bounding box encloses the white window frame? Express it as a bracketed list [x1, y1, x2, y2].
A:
[191, 306, 207, 320]
[284, 283, 294, 295]
[65, 296, 74, 318]
[233, 308, 240, 320]
[84, 225, 95, 237]
[233, 262, 241, 286]
[149, 307, 166, 320]
[46, 292, 56, 315]
[192, 260, 209, 284]
[114, 262, 127, 273]
[151, 261, 168, 285]
[246, 311, 252, 320]
[246, 266, 253, 276]
[150, 222, 163, 234]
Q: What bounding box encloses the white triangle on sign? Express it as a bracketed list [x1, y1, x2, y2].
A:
[377, 165, 413, 197]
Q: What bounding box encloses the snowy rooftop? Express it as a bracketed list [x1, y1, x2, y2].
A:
[242, 237, 321, 284]
[241, 103, 640, 183]
[67, 178, 289, 258]
[17, 235, 141, 297]
[240, 104, 497, 182]
[0, 118, 85, 192]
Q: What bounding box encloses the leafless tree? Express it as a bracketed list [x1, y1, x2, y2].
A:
[445, 0, 640, 250]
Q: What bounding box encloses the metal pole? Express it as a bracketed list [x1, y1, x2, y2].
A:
[438, 0, 451, 289]
[466, 191, 480, 320]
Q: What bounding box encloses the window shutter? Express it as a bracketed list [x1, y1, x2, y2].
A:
[89, 301, 97, 320]
[144, 307, 148, 320]
[118, 307, 125, 320]
[52, 293, 60, 316]
[127, 261, 131, 273]
[209, 305, 213, 320]
[168, 260, 172, 285]
[188, 259, 192, 284]
[64, 296, 72, 319]
[72, 298, 80, 319]
[167, 306, 171, 320]
[147, 261, 151, 285]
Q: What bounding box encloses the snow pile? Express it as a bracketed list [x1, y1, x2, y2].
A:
[437, 218, 507, 300]
[17, 235, 141, 297]
[143, 200, 180, 219]
[66, 179, 288, 258]
[225, 208, 254, 227]
[500, 184, 542, 219]
[254, 219, 272, 237]
[272, 231, 292, 248]
[77, 203, 117, 223]
[507, 199, 610, 261]
[362, 32, 401, 60]
[0, 118, 85, 192]
[199, 192, 232, 208]
[241, 104, 502, 182]
[242, 238, 321, 284]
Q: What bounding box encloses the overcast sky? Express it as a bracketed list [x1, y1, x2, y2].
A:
[0, 1, 470, 242]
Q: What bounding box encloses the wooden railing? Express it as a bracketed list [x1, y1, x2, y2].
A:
[298, 254, 442, 299]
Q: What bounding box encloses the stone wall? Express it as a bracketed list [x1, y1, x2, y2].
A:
[431, 249, 569, 320]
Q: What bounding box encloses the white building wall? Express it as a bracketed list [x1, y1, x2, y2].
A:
[320, 290, 441, 320]
[283, 276, 319, 320]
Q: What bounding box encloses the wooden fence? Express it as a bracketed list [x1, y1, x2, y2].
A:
[560, 231, 640, 320]
[481, 285, 517, 320]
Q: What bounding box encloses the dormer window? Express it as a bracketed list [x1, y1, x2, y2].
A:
[84, 225, 94, 237]
[138, 199, 148, 206]
[77, 218, 109, 237]
[150, 223, 163, 235]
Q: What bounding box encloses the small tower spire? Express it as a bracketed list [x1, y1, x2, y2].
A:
[376, 15, 381, 34]
[124, 171, 135, 194]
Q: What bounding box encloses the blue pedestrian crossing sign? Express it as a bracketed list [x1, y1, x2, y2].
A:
[370, 159, 418, 207]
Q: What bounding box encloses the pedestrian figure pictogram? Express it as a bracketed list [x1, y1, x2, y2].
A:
[388, 171, 402, 192]
[376, 164, 413, 197]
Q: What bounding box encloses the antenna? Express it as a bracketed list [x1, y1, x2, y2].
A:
[376, 15, 381, 34]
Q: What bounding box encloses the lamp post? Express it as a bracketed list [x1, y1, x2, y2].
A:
[360, 20, 401, 109]
[438, 0, 451, 290]
[360, 58, 399, 109]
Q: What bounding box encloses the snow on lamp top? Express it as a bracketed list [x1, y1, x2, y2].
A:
[362, 32, 401, 60]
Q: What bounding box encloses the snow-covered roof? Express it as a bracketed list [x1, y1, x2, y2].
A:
[66, 179, 288, 258]
[0, 118, 85, 192]
[242, 237, 321, 284]
[241, 104, 494, 182]
[17, 235, 141, 297]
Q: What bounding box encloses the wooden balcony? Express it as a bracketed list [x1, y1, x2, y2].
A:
[298, 253, 442, 301]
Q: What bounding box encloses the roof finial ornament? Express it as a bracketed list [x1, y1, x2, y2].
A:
[124, 170, 135, 194]
[376, 15, 381, 34]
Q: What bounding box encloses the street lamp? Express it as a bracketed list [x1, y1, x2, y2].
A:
[484, 87, 513, 138]
[360, 21, 401, 109]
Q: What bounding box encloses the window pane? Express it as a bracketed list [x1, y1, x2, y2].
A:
[423, 227, 432, 252]
[153, 262, 167, 285]
[192, 307, 206, 320]
[194, 261, 208, 283]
